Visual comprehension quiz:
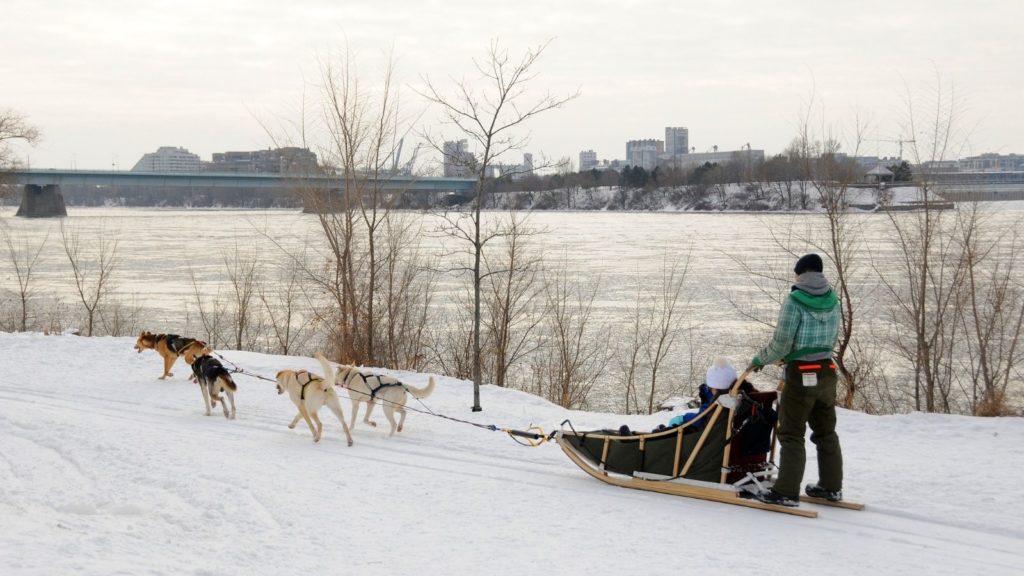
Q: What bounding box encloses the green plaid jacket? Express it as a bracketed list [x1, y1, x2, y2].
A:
[753, 289, 841, 366]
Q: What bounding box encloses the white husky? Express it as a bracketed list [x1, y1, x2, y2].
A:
[335, 366, 435, 436]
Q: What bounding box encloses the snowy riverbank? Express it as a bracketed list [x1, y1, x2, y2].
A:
[1, 332, 1022, 575]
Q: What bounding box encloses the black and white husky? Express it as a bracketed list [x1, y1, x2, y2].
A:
[184, 350, 237, 419]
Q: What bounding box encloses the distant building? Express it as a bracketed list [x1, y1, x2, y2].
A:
[665, 127, 689, 157]
[205, 147, 317, 174]
[626, 139, 664, 170]
[131, 146, 201, 172]
[671, 148, 765, 170]
[443, 139, 474, 177]
[579, 150, 598, 171]
[959, 153, 1024, 172]
[495, 152, 535, 180]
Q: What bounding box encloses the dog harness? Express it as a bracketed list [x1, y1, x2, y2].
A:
[342, 370, 404, 399]
[162, 334, 199, 355]
[296, 370, 319, 400]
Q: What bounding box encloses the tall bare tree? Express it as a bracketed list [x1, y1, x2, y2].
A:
[420, 40, 578, 410]
[877, 75, 972, 412]
[482, 214, 545, 388]
[60, 222, 120, 337]
[791, 96, 878, 409]
[955, 203, 1024, 415]
[1, 227, 48, 331]
[268, 47, 428, 368]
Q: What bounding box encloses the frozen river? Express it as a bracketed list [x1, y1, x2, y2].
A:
[2, 205, 1021, 411]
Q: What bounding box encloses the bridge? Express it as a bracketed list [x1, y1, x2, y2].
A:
[8, 169, 478, 217]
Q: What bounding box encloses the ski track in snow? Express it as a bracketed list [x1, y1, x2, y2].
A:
[0, 332, 1022, 575]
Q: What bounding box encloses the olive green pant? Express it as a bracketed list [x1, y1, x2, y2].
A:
[774, 361, 843, 498]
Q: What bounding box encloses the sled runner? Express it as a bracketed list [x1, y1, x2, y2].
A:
[556, 372, 825, 518]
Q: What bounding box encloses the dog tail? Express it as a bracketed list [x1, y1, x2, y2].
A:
[405, 376, 435, 399]
[219, 373, 237, 392]
[314, 352, 335, 389]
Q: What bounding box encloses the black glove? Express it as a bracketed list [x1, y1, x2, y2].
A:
[746, 362, 763, 373]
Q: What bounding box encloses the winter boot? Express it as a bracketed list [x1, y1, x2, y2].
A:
[755, 489, 799, 507]
[805, 483, 842, 502]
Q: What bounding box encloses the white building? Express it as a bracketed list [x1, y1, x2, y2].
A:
[443, 139, 474, 177]
[626, 139, 663, 170]
[131, 147, 201, 172]
[579, 150, 598, 171]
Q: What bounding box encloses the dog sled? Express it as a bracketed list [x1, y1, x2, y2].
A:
[555, 372, 821, 518]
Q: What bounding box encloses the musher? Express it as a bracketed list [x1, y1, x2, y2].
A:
[748, 253, 844, 507]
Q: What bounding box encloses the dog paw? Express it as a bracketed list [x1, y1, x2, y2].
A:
[368, 421, 378, 427]
[347, 439, 353, 447]
[288, 423, 296, 429]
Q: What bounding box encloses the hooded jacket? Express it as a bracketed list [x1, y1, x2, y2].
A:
[753, 272, 841, 365]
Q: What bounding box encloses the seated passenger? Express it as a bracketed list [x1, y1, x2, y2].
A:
[667, 358, 738, 429]
[616, 359, 754, 436]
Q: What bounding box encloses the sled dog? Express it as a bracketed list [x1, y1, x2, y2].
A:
[335, 365, 435, 436]
[183, 347, 237, 419]
[134, 331, 207, 380]
[275, 353, 354, 446]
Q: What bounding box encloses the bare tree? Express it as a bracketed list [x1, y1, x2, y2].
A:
[223, 244, 263, 350]
[99, 294, 144, 337]
[259, 254, 314, 356]
[420, 40, 578, 410]
[955, 203, 1024, 415]
[529, 269, 608, 410]
[641, 255, 690, 414]
[374, 215, 436, 371]
[188, 265, 228, 348]
[481, 214, 545, 388]
[792, 96, 879, 409]
[60, 222, 120, 337]
[877, 75, 972, 413]
[267, 46, 426, 368]
[0, 110, 40, 198]
[1, 227, 47, 331]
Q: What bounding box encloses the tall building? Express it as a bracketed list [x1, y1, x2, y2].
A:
[131, 146, 201, 172]
[626, 139, 663, 170]
[579, 149, 598, 171]
[206, 147, 318, 174]
[443, 139, 474, 177]
[665, 127, 690, 157]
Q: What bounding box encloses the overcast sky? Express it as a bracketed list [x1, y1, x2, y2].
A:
[4, 0, 1022, 170]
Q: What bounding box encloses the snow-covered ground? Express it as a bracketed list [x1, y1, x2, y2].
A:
[1, 332, 1021, 575]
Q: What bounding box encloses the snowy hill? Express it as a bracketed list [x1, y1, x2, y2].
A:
[1, 332, 1022, 575]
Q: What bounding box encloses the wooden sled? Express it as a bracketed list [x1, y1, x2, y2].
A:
[556, 371, 819, 518]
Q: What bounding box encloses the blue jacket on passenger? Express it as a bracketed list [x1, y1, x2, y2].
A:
[668, 384, 715, 429]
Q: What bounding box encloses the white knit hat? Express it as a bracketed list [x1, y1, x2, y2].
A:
[706, 358, 737, 390]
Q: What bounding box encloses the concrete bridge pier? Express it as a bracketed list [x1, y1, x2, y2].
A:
[16, 184, 67, 218]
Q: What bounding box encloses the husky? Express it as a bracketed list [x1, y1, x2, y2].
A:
[335, 365, 435, 436]
[183, 348, 237, 419]
[134, 331, 206, 380]
[275, 353, 354, 446]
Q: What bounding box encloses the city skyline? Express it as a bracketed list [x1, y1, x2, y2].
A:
[4, 0, 1023, 170]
